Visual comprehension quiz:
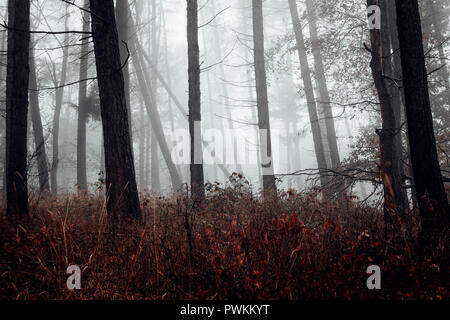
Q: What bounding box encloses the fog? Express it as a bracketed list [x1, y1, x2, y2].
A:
[0, 0, 448, 202]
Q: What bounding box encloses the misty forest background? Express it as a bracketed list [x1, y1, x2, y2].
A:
[0, 0, 449, 300]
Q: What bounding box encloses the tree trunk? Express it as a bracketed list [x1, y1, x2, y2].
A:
[187, 0, 205, 199]
[367, 0, 409, 241]
[252, 0, 276, 195]
[51, 17, 70, 195]
[395, 0, 450, 251]
[386, 0, 417, 209]
[241, 3, 262, 189]
[29, 46, 50, 194]
[288, 0, 328, 188]
[305, 0, 341, 173]
[5, 0, 31, 216]
[76, 0, 89, 192]
[89, 0, 141, 219]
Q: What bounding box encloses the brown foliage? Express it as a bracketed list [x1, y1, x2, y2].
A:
[0, 188, 447, 300]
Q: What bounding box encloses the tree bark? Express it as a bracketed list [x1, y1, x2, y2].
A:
[29, 46, 50, 194]
[288, 0, 328, 189]
[76, 0, 89, 192]
[252, 0, 276, 195]
[89, 0, 141, 219]
[386, 0, 417, 209]
[367, 0, 409, 241]
[395, 0, 450, 251]
[5, 0, 31, 216]
[187, 0, 205, 199]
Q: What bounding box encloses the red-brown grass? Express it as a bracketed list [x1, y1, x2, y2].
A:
[0, 187, 448, 300]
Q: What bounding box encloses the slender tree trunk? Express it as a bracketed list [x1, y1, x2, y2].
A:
[51, 17, 70, 195]
[76, 0, 89, 192]
[367, 0, 408, 241]
[89, 0, 141, 219]
[29, 46, 50, 194]
[305, 0, 341, 172]
[5, 0, 31, 216]
[288, 0, 328, 188]
[395, 0, 450, 252]
[252, 0, 276, 195]
[242, 3, 262, 190]
[187, 0, 205, 199]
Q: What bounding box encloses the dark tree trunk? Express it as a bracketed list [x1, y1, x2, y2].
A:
[5, 0, 31, 216]
[29, 47, 50, 194]
[89, 0, 141, 219]
[386, 0, 417, 209]
[381, 0, 409, 215]
[187, 0, 205, 199]
[395, 0, 450, 251]
[253, 0, 277, 195]
[288, 0, 328, 188]
[76, 0, 89, 192]
[367, 0, 409, 241]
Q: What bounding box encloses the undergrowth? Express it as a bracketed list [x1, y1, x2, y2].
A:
[0, 185, 448, 300]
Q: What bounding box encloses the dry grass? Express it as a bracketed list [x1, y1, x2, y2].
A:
[0, 185, 448, 300]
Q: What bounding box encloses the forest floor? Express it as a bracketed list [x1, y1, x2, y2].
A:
[0, 184, 448, 300]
